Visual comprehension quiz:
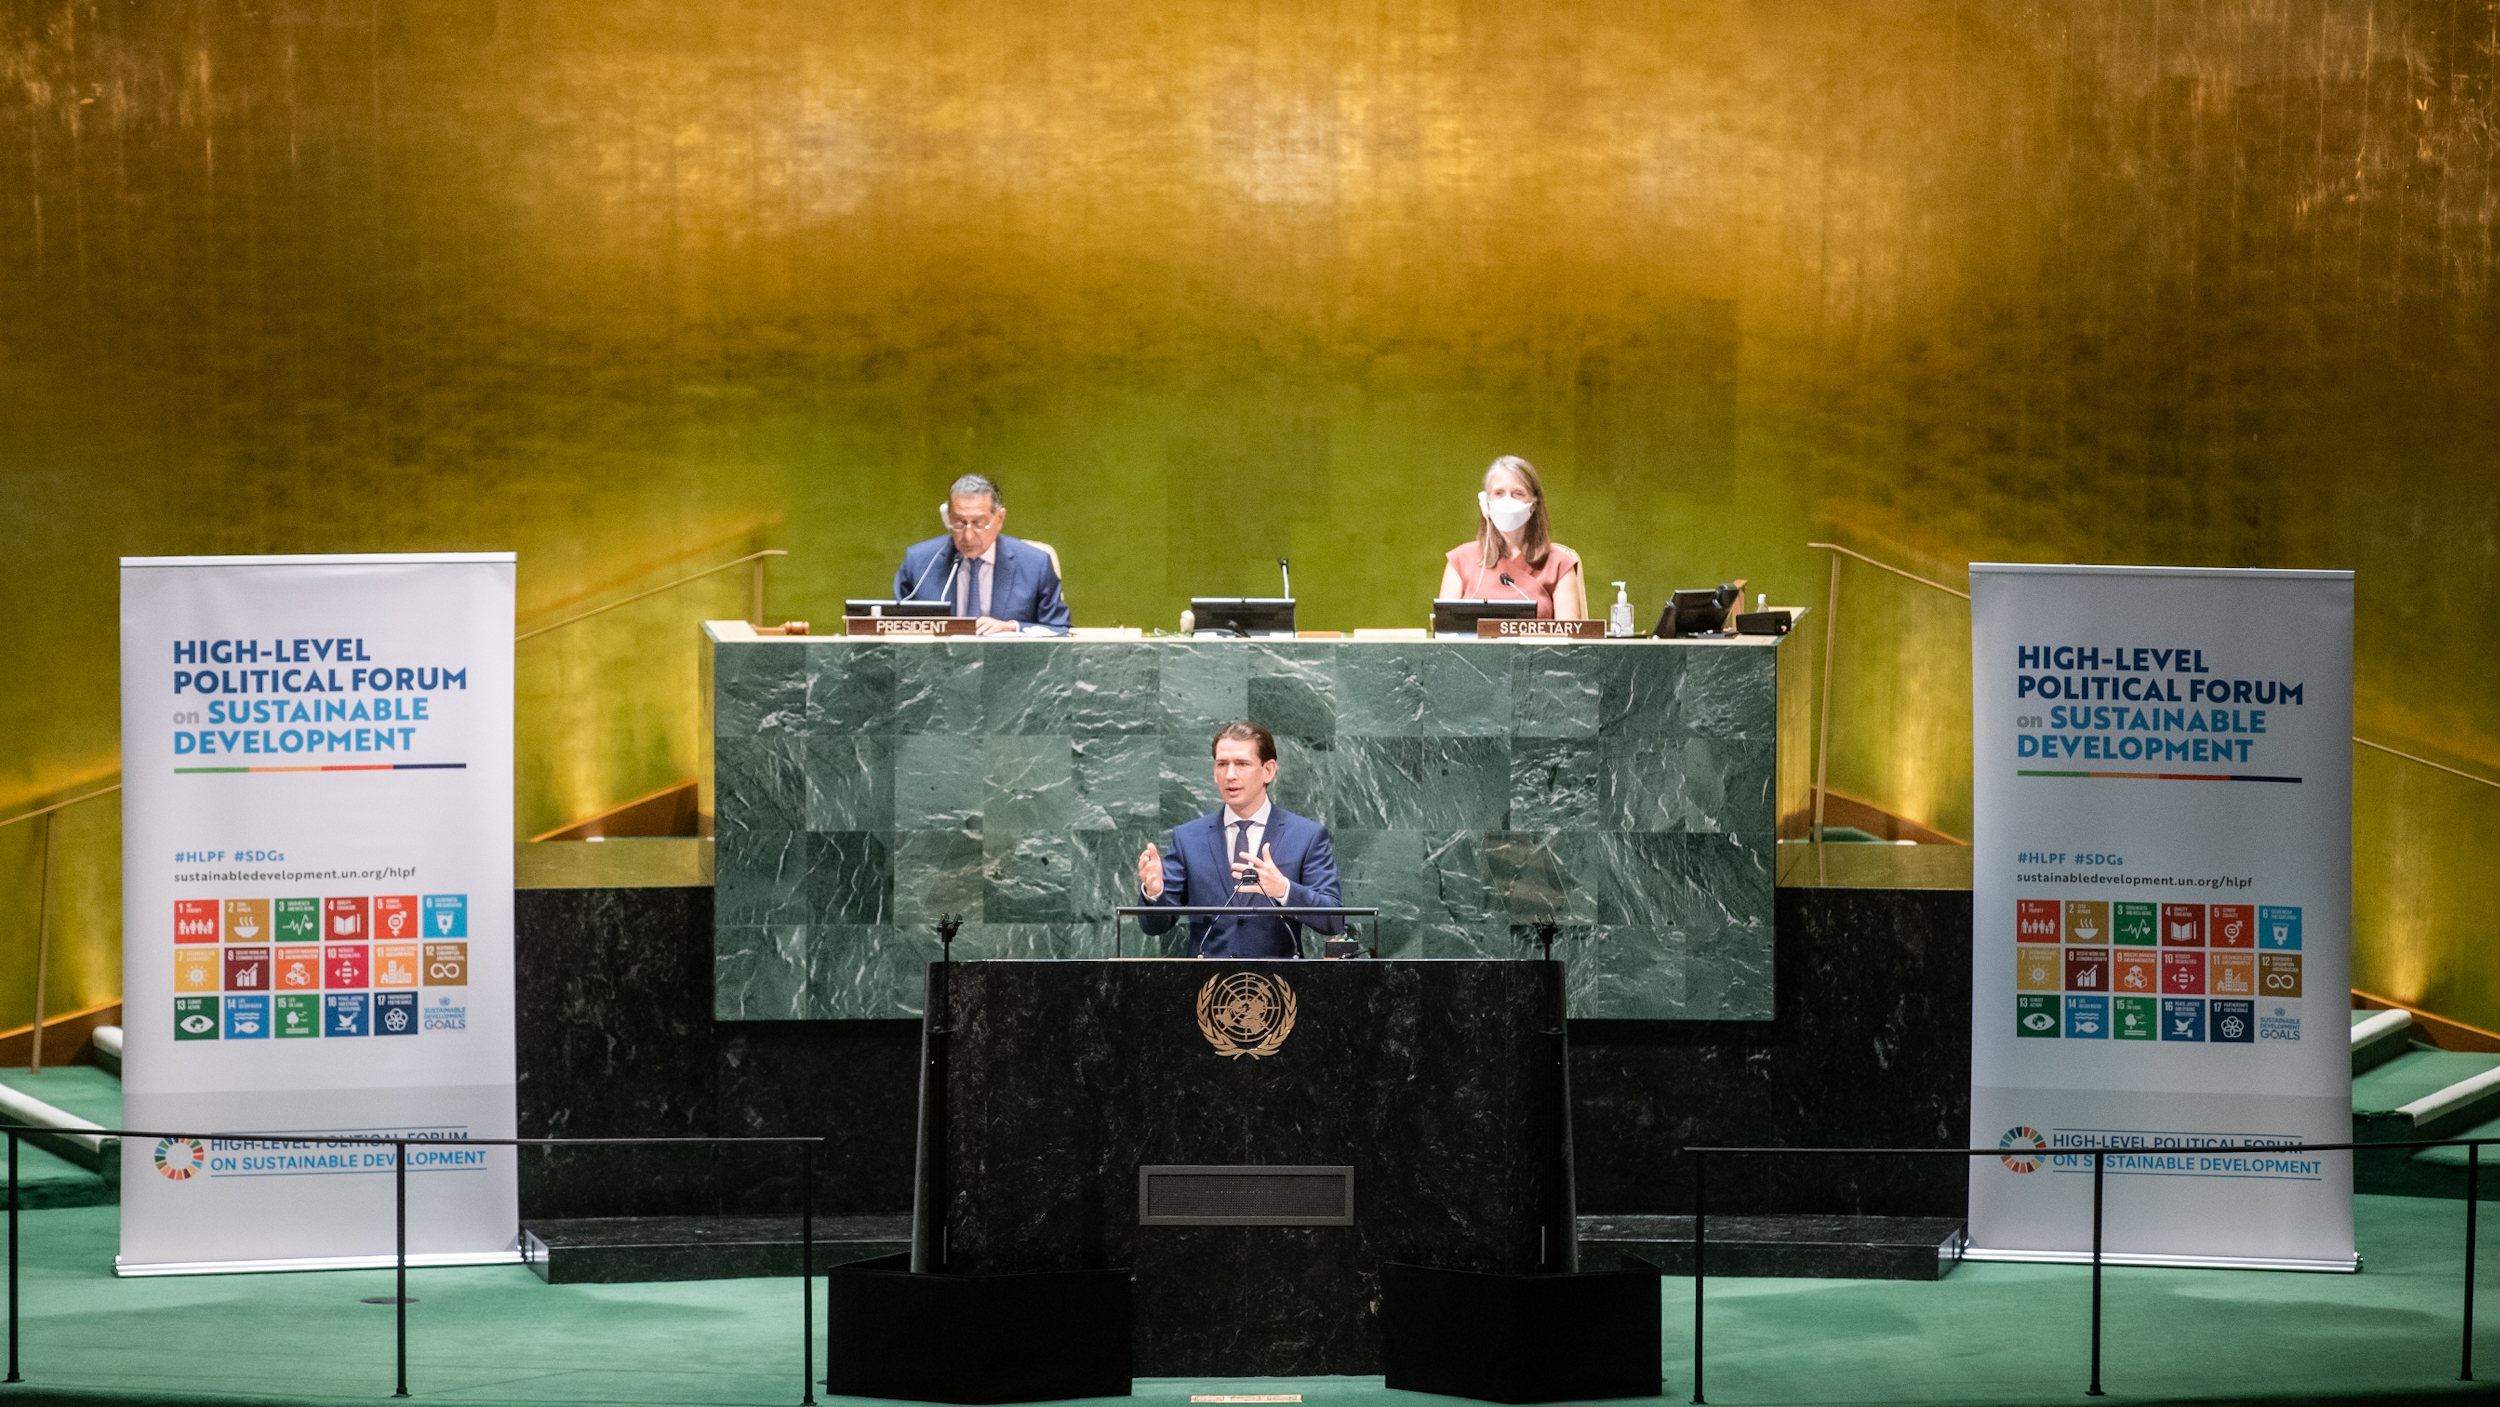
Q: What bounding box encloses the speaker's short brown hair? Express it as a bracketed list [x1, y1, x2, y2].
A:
[1211, 721, 1276, 764]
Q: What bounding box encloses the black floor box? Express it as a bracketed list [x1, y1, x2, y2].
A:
[824, 1253, 1132, 1403]
[1383, 1260, 1663, 1403]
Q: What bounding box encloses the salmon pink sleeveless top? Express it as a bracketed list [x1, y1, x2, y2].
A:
[1444, 543, 1582, 619]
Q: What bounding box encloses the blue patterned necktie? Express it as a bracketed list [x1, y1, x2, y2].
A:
[959, 556, 984, 617]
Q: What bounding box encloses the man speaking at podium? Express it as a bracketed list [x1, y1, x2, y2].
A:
[1136, 722, 1344, 959]
[891, 473, 1071, 633]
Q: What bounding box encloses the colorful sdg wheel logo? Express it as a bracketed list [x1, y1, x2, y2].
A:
[154, 1137, 208, 1181]
[1999, 1126, 2050, 1174]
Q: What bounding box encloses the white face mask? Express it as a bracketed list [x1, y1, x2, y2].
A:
[1479, 491, 1535, 534]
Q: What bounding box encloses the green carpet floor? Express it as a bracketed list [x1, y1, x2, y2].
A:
[6, 1197, 2500, 1407]
[0, 1141, 108, 1210]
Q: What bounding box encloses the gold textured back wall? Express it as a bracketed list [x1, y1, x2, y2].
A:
[1, 0, 2494, 1030]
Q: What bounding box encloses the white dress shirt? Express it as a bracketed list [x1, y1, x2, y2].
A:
[1222, 799, 1273, 874]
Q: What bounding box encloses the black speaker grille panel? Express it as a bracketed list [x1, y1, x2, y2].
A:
[1138, 1165, 1354, 1225]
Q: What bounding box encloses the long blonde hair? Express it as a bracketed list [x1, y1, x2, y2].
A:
[1475, 455, 1552, 571]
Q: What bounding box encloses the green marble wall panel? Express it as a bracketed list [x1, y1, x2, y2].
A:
[711, 635, 1789, 1020]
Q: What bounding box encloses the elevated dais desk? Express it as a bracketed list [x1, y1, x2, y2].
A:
[703, 625, 1809, 1021]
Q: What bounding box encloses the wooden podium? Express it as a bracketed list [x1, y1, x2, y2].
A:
[910, 958, 1576, 1376]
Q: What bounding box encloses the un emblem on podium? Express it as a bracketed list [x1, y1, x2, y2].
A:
[1196, 971, 1297, 1059]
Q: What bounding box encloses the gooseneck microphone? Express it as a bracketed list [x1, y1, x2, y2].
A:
[1279, 557, 1292, 600]
[1497, 572, 1532, 602]
[1216, 816, 1268, 963]
[904, 549, 961, 605]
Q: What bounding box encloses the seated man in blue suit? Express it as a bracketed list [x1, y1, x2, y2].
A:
[891, 473, 1071, 634]
[1135, 722, 1344, 959]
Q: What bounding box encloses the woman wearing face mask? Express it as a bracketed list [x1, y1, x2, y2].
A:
[1438, 455, 1586, 619]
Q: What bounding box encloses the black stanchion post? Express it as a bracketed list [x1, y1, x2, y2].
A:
[395, 1140, 409, 1399]
[1691, 1150, 1706, 1406]
[802, 1140, 817, 1406]
[2088, 1149, 2106, 1398]
[2466, 1140, 2481, 1383]
[8, 1128, 20, 1385]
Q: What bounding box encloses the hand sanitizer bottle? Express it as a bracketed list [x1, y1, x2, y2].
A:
[1607, 582, 1635, 638]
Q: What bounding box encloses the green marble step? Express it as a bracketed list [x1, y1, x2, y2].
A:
[519, 1214, 910, 1284]
[0, 1064, 123, 1126]
[2349, 1045, 2500, 1195]
[2351, 1008, 2416, 1074]
[2353, 1049, 2500, 1116]
[0, 1065, 120, 1172]
[0, 1134, 118, 1208]
[2352, 1110, 2500, 1201]
[0, 1067, 119, 1207]
[522, 1210, 1972, 1285]
[2410, 1111, 2500, 1171]
[1575, 1213, 1968, 1280]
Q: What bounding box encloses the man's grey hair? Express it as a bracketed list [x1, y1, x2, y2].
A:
[948, 473, 1003, 508]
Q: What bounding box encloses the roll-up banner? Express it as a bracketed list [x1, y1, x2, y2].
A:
[119, 554, 517, 1275]
[1967, 564, 2355, 1271]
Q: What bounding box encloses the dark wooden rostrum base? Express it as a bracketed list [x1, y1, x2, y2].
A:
[912, 958, 1576, 1377]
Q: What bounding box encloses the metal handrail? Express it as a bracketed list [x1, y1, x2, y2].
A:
[1802, 541, 2500, 834]
[516, 548, 787, 642]
[0, 783, 118, 833]
[1804, 541, 1970, 600]
[3, 550, 793, 1066]
[2356, 736, 2500, 791]
[4, 1126, 829, 1403]
[1682, 1135, 2493, 1403]
[0, 783, 117, 1074]
[0, 553, 794, 814]
[1802, 541, 1968, 841]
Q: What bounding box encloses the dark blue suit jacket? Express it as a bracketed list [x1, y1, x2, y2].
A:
[891, 535, 1071, 631]
[1137, 806, 1343, 959]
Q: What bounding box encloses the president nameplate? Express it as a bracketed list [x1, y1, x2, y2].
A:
[1476, 618, 1605, 639]
[844, 616, 977, 636]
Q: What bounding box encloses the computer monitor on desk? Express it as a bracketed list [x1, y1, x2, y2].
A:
[845, 598, 953, 619]
[1432, 598, 1536, 639]
[1191, 598, 1297, 638]
[1653, 584, 1742, 638]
